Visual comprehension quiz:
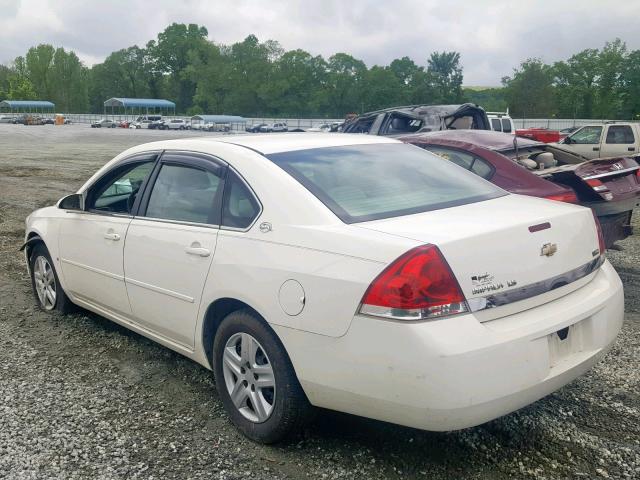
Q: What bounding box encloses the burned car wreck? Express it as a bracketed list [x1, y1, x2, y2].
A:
[341, 103, 491, 136]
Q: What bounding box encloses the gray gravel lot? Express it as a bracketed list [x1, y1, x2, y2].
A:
[0, 124, 638, 479]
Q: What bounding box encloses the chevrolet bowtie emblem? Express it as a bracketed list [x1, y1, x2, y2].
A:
[540, 243, 558, 257]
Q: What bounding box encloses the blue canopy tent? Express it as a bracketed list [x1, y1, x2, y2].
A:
[0, 100, 55, 114]
[103, 98, 176, 118]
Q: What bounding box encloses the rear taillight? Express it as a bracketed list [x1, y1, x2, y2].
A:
[359, 245, 468, 320]
[545, 191, 578, 203]
[592, 210, 606, 255]
[586, 178, 610, 193]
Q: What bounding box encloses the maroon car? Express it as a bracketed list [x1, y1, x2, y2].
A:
[399, 130, 640, 248]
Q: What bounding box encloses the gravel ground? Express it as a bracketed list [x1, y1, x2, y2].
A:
[0, 124, 638, 480]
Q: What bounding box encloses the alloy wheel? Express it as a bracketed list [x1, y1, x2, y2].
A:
[222, 332, 276, 423]
[33, 255, 56, 310]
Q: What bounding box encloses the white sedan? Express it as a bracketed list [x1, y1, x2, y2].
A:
[23, 134, 623, 443]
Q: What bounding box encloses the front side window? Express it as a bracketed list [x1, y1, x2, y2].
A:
[146, 164, 223, 224]
[605, 125, 635, 144]
[268, 144, 503, 223]
[569, 126, 603, 144]
[89, 161, 155, 213]
[222, 171, 260, 229]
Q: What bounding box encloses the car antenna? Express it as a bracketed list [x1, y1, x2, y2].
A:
[513, 135, 519, 159]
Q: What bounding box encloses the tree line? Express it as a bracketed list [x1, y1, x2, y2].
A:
[0, 23, 638, 120]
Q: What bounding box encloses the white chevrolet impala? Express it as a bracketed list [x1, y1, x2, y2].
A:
[23, 134, 624, 443]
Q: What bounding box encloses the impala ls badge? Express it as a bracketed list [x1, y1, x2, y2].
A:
[540, 243, 558, 257]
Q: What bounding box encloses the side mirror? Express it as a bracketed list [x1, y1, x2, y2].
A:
[58, 193, 83, 211]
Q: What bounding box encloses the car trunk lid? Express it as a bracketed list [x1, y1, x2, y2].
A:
[355, 195, 601, 317]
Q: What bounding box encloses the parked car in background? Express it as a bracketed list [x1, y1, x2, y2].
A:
[342, 103, 491, 136]
[0, 115, 15, 123]
[260, 122, 288, 133]
[399, 130, 640, 247]
[42, 118, 55, 125]
[91, 118, 116, 128]
[205, 122, 231, 132]
[22, 133, 622, 444]
[487, 112, 514, 134]
[161, 118, 189, 130]
[246, 123, 268, 133]
[516, 127, 561, 143]
[131, 115, 162, 129]
[11, 114, 30, 125]
[556, 122, 640, 160]
[118, 120, 130, 128]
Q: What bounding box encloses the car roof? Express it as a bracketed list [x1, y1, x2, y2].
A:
[152, 133, 399, 155]
[400, 130, 544, 151]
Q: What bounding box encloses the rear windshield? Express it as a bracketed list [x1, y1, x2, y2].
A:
[268, 144, 505, 223]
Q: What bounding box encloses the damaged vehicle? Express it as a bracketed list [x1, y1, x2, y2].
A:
[400, 130, 640, 248]
[342, 103, 491, 136]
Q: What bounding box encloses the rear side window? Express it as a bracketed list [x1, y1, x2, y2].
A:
[222, 171, 261, 229]
[605, 125, 635, 144]
[146, 164, 223, 224]
[501, 119, 512, 133]
[268, 144, 503, 223]
[424, 146, 494, 180]
[491, 119, 502, 131]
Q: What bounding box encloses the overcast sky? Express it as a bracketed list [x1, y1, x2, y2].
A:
[1, 0, 639, 86]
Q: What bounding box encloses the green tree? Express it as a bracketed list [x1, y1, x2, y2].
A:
[324, 53, 366, 116]
[8, 74, 37, 100]
[595, 38, 626, 118]
[0, 64, 12, 99]
[553, 48, 599, 118]
[49, 48, 88, 112]
[269, 49, 327, 116]
[361, 66, 406, 111]
[427, 51, 464, 103]
[619, 49, 640, 120]
[24, 44, 55, 99]
[146, 23, 209, 111]
[503, 58, 555, 118]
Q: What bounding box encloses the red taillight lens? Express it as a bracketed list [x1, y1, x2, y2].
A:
[545, 191, 578, 203]
[586, 178, 610, 193]
[359, 245, 468, 320]
[592, 210, 606, 255]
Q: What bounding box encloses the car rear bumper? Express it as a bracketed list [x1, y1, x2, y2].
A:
[274, 260, 624, 431]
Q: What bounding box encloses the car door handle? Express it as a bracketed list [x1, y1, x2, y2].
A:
[185, 246, 211, 257]
[104, 232, 120, 241]
[593, 147, 600, 151]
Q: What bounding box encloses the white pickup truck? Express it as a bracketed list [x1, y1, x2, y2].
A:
[557, 122, 640, 160]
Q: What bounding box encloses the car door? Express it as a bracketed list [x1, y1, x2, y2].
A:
[57, 154, 158, 316]
[599, 124, 637, 158]
[123, 152, 226, 348]
[563, 125, 604, 159]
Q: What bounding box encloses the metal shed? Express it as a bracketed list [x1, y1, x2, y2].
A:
[191, 114, 246, 131]
[0, 100, 55, 114]
[103, 98, 176, 117]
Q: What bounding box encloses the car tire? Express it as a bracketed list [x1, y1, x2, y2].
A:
[213, 309, 312, 444]
[29, 243, 74, 314]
